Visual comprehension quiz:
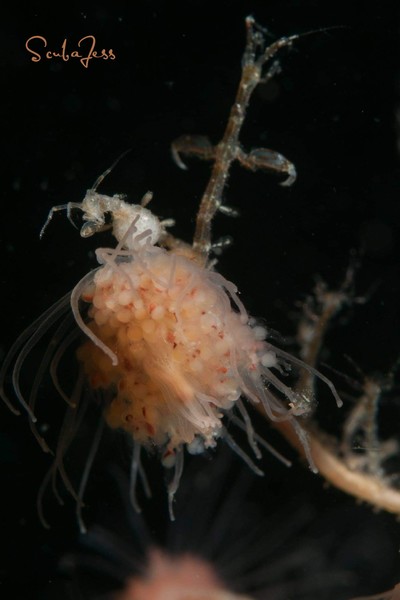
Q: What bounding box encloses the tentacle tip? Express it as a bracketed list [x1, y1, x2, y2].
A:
[130, 494, 142, 514]
[333, 390, 344, 408]
[168, 498, 176, 521]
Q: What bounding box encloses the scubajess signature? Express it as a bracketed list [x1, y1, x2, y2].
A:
[25, 35, 116, 68]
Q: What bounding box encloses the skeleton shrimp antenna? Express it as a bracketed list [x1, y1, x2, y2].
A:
[39, 149, 132, 239]
[91, 148, 132, 192]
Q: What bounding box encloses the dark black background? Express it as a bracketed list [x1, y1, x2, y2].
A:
[1, 1, 400, 599]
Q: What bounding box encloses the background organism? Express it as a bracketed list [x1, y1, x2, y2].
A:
[55, 451, 362, 600]
[0, 17, 341, 529]
[269, 266, 400, 516]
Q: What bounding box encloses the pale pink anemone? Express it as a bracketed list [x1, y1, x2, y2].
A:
[0, 196, 341, 527]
